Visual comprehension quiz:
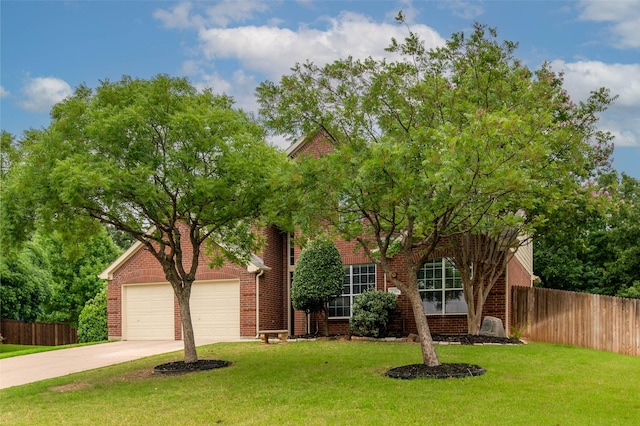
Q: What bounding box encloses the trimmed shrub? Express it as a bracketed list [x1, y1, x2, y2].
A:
[77, 286, 107, 343]
[350, 290, 397, 338]
[292, 235, 344, 335]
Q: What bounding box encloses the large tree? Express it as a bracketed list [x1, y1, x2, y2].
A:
[3, 75, 284, 363]
[0, 236, 51, 322]
[1, 131, 52, 322]
[535, 171, 640, 298]
[257, 21, 613, 366]
[39, 228, 121, 326]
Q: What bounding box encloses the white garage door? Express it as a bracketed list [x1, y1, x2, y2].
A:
[190, 280, 240, 343]
[124, 283, 174, 340]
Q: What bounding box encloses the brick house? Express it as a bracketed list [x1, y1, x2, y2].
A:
[100, 134, 534, 341]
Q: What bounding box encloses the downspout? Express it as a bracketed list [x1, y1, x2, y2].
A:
[255, 269, 265, 338]
[287, 271, 292, 336]
[505, 260, 510, 336]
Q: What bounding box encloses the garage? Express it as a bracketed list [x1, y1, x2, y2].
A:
[123, 283, 174, 340]
[190, 280, 240, 343]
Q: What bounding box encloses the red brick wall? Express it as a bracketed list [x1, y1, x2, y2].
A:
[290, 243, 524, 337]
[302, 237, 513, 336]
[291, 132, 334, 159]
[107, 225, 266, 341]
[256, 226, 286, 332]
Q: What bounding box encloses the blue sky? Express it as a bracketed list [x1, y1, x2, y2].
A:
[2, 0, 639, 179]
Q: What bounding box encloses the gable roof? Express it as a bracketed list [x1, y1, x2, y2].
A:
[98, 239, 270, 280]
[285, 134, 310, 157]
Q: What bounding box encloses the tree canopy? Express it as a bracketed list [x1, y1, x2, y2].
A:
[39, 228, 121, 326]
[3, 74, 286, 362]
[257, 21, 613, 366]
[0, 236, 51, 322]
[535, 171, 640, 298]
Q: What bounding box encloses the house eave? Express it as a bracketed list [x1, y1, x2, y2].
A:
[247, 254, 271, 273]
[285, 134, 311, 157]
[98, 240, 271, 280]
[98, 240, 145, 280]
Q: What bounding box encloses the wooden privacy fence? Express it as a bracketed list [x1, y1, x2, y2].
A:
[0, 319, 78, 346]
[511, 286, 639, 357]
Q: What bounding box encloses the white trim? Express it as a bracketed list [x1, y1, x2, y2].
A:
[99, 240, 145, 280]
[99, 239, 270, 280]
[285, 135, 310, 157]
[328, 264, 377, 318]
[418, 258, 467, 315]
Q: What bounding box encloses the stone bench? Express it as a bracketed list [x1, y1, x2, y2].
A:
[258, 329, 289, 344]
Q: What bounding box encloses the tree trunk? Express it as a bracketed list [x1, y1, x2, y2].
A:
[323, 304, 330, 337]
[379, 243, 440, 367]
[464, 281, 481, 335]
[175, 289, 198, 363]
[405, 285, 440, 366]
[467, 295, 483, 335]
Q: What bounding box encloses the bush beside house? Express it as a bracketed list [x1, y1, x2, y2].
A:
[291, 236, 344, 336]
[350, 291, 397, 338]
[78, 286, 107, 343]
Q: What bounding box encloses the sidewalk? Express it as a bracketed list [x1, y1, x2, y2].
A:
[0, 340, 188, 389]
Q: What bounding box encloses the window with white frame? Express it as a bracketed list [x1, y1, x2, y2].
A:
[328, 264, 376, 318]
[417, 258, 467, 314]
[288, 233, 295, 267]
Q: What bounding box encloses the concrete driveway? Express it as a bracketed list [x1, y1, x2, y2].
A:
[0, 340, 218, 390]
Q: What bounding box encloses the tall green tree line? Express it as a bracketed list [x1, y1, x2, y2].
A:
[535, 171, 640, 298]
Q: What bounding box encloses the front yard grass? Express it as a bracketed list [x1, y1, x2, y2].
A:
[0, 341, 105, 359]
[1, 340, 638, 425]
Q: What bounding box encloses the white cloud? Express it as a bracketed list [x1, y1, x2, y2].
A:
[578, 0, 640, 49]
[197, 12, 445, 79]
[385, 0, 420, 24]
[550, 60, 640, 108]
[188, 65, 259, 113]
[154, 0, 270, 29]
[180, 59, 204, 76]
[19, 77, 73, 113]
[550, 60, 640, 147]
[0, 86, 10, 98]
[204, 0, 270, 28]
[160, 7, 446, 148]
[440, 0, 484, 20]
[195, 71, 233, 95]
[154, 3, 445, 148]
[154, 2, 201, 29]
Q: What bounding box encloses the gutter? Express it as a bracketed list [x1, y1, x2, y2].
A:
[255, 269, 265, 337]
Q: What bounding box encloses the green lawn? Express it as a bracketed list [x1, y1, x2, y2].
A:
[0, 342, 105, 359]
[1, 340, 639, 425]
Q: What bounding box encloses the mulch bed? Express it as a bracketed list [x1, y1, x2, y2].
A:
[387, 363, 486, 379]
[431, 334, 523, 345]
[294, 333, 523, 345]
[154, 359, 230, 374]
[386, 334, 520, 379]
